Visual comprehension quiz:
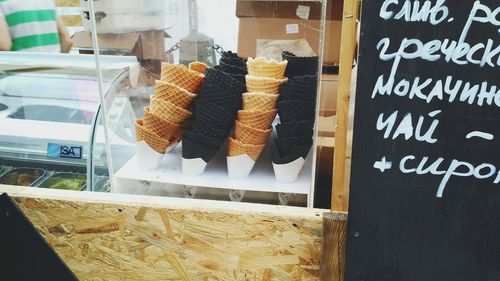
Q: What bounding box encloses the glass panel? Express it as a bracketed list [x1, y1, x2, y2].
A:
[0, 52, 136, 191]
[0, 53, 100, 187]
[90, 70, 141, 191]
[90, 0, 327, 207]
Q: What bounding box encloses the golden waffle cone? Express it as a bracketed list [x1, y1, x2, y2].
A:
[172, 128, 184, 143]
[227, 137, 265, 161]
[135, 119, 170, 153]
[233, 120, 271, 145]
[242, 92, 279, 111]
[245, 75, 288, 95]
[246, 57, 288, 79]
[237, 109, 277, 129]
[150, 97, 192, 124]
[154, 80, 197, 109]
[161, 63, 205, 93]
[143, 107, 180, 140]
[189, 61, 208, 74]
[164, 128, 183, 150]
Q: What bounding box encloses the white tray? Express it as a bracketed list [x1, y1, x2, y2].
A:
[114, 140, 313, 195]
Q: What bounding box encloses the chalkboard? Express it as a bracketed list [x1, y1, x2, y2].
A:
[345, 1, 500, 281]
[0, 193, 78, 280]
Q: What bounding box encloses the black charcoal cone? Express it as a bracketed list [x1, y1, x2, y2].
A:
[218, 61, 247, 75]
[183, 130, 226, 149]
[205, 68, 246, 95]
[277, 100, 316, 123]
[272, 138, 313, 164]
[182, 137, 220, 163]
[220, 51, 247, 66]
[282, 51, 319, 78]
[196, 83, 242, 111]
[190, 119, 230, 139]
[275, 119, 315, 139]
[280, 75, 318, 101]
[195, 102, 236, 130]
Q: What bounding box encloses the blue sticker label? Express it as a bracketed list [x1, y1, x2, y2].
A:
[47, 143, 60, 158]
[47, 143, 83, 159]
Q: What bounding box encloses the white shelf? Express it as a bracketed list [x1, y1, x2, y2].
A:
[114, 140, 313, 195]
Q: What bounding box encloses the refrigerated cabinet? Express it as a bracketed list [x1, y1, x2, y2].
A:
[0, 52, 140, 191]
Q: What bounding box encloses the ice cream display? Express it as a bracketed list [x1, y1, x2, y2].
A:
[227, 57, 288, 179]
[128, 51, 318, 183]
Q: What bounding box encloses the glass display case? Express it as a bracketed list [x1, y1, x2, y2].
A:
[0, 52, 140, 192]
[86, 0, 328, 207]
[0, 0, 331, 208]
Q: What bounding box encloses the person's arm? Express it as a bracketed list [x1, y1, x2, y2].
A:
[56, 17, 72, 53]
[0, 17, 12, 51]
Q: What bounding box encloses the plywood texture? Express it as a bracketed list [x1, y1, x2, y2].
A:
[13, 197, 323, 280]
[61, 15, 83, 27]
[54, 0, 80, 7]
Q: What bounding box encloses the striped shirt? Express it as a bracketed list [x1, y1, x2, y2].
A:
[0, 0, 60, 52]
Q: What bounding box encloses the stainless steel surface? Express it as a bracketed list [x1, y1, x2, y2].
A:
[0, 167, 46, 187]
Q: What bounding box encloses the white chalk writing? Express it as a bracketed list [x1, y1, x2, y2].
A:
[372, 0, 500, 198]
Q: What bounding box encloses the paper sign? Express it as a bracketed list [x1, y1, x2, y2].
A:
[296, 5, 311, 20]
[285, 24, 299, 34]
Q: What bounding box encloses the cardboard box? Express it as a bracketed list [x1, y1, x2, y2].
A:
[319, 74, 338, 116]
[72, 30, 167, 60]
[236, 0, 342, 64]
[237, 18, 341, 64]
[72, 30, 168, 82]
[236, 0, 343, 21]
[316, 138, 334, 174]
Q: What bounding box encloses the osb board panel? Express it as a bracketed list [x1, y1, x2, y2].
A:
[55, 0, 80, 7]
[13, 196, 323, 281]
[62, 15, 83, 26]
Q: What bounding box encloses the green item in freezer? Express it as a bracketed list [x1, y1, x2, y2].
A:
[39, 173, 86, 190]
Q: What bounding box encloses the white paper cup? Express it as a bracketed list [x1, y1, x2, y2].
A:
[135, 141, 164, 170]
[272, 157, 306, 183]
[182, 157, 208, 176]
[227, 154, 256, 179]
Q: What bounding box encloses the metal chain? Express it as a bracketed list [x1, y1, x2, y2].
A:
[166, 42, 224, 55]
[166, 43, 180, 54]
[212, 44, 224, 54]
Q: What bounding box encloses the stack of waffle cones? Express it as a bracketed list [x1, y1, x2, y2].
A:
[227, 57, 287, 161]
[247, 57, 287, 79]
[245, 57, 288, 94]
[245, 75, 287, 95]
[188, 61, 208, 74]
[242, 92, 278, 111]
[135, 62, 205, 154]
[161, 63, 205, 92]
